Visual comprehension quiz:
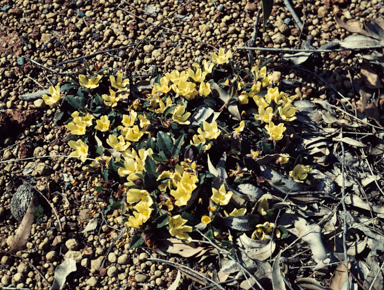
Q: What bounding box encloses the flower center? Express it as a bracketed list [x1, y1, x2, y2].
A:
[218, 194, 224, 201]
[117, 82, 122, 87]
[178, 229, 184, 235]
[89, 79, 95, 85]
[140, 194, 146, 200]
[172, 219, 178, 225]
[80, 147, 86, 153]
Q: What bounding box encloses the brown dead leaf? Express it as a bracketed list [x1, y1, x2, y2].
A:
[361, 61, 383, 89]
[335, 16, 372, 37]
[8, 196, 36, 254]
[159, 239, 211, 258]
[373, 18, 384, 31]
[330, 262, 348, 290]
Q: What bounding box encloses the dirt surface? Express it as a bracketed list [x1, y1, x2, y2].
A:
[1, 0, 384, 289]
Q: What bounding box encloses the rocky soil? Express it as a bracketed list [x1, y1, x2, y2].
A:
[0, 0, 383, 289]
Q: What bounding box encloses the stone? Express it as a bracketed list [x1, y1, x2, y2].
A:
[1, 275, 11, 286]
[144, 44, 154, 53]
[86, 277, 98, 287]
[14, 273, 25, 283]
[17, 263, 29, 274]
[152, 49, 161, 58]
[318, 7, 328, 18]
[81, 258, 89, 267]
[3, 149, 13, 160]
[135, 273, 148, 283]
[107, 266, 117, 277]
[156, 278, 164, 286]
[91, 256, 104, 271]
[33, 99, 46, 109]
[271, 32, 286, 44]
[46, 251, 57, 262]
[154, 270, 162, 277]
[271, 71, 282, 84]
[117, 254, 129, 265]
[65, 251, 82, 263]
[32, 163, 53, 176]
[118, 273, 127, 280]
[108, 252, 117, 263]
[245, 2, 257, 11]
[10, 184, 38, 222]
[1, 256, 11, 265]
[66, 239, 79, 251]
[199, 24, 210, 33]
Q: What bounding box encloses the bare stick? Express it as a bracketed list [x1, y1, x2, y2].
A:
[24, 56, 76, 75]
[237, 45, 384, 52]
[26, 75, 45, 89]
[283, 0, 303, 31]
[339, 141, 349, 290]
[368, 261, 384, 290]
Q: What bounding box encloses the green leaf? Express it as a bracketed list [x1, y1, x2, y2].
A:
[261, 0, 274, 28]
[83, 58, 90, 72]
[109, 157, 118, 174]
[95, 146, 103, 156]
[155, 214, 170, 228]
[111, 202, 122, 209]
[130, 233, 145, 249]
[277, 225, 290, 239]
[53, 110, 64, 123]
[144, 157, 159, 192]
[66, 95, 83, 110]
[159, 151, 168, 162]
[261, 141, 272, 154]
[95, 186, 104, 192]
[157, 131, 173, 158]
[146, 138, 155, 150]
[60, 83, 78, 92]
[94, 93, 104, 106]
[102, 168, 109, 182]
[172, 135, 184, 157]
[115, 161, 125, 168]
[158, 177, 172, 184]
[163, 104, 177, 117]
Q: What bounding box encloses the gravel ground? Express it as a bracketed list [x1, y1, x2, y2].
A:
[0, 0, 383, 289]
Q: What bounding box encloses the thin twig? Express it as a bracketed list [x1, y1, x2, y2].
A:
[0, 140, 24, 153]
[26, 75, 45, 89]
[0, 155, 97, 165]
[283, 0, 303, 31]
[339, 141, 349, 290]
[363, 151, 384, 196]
[16, 255, 52, 288]
[196, 229, 264, 290]
[23, 56, 76, 75]
[148, 257, 226, 290]
[368, 261, 384, 290]
[237, 45, 384, 52]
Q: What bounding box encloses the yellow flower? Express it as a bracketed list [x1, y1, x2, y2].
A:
[170, 186, 192, 207]
[239, 92, 249, 105]
[106, 135, 130, 151]
[210, 47, 233, 64]
[248, 82, 262, 97]
[138, 114, 150, 128]
[154, 76, 172, 94]
[102, 89, 121, 107]
[251, 66, 267, 81]
[68, 139, 88, 162]
[172, 81, 197, 100]
[278, 102, 297, 122]
[251, 222, 277, 240]
[277, 154, 290, 164]
[95, 115, 110, 132]
[211, 184, 232, 206]
[234, 121, 245, 133]
[262, 75, 273, 87]
[118, 158, 138, 178]
[126, 189, 153, 206]
[79, 74, 102, 89]
[197, 121, 221, 140]
[165, 70, 188, 84]
[42, 85, 61, 105]
[172, 105, 191, 125]
[110, 73, 130, 91]
[119, 125, 145, 142]
[198, 82, 211, 97]
[250, 150, 259, 159]
[90, 156, 111, 168]
[191, 134, 211, 151]
[254, 106, 274, 123]
[121, 111, 137, 127]
[265, 121, 286, 141]
[126, 213, 144, 228]
[135, 202, 152, 222]
[201, 215, 212, 224]
[253, 96, 270, 108]
[168, 215, 188, 229]
[169, 224, 193, 240]
[71, 111, 94, 127]
[155, 97, 173, 114]
[256, 198, 269, 216]
[224, 208, 247, 217]
[187, 68, 207, 83]
[66, 119, 87, 135]
[202, 59, 214, 73]
[289, 164, 312, 183]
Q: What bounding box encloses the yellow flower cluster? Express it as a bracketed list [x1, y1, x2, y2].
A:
[289, 164, 312, 183]
[251, 222, 281, 240]
[125, 189, 153, 228]
[168, 215, 192, 240]
[157, 163, 199, 207]
[66, 111, 94, 135]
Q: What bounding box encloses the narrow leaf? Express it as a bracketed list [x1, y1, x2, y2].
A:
[51, 257, 77, 290]
[272, 251, 286, 290]
[66, 95, 83, 110]
[157, 131, 173, 158]
[168, 270, 181, 290]
[172, 135, 184, 157]
[262, 0, 274, 28]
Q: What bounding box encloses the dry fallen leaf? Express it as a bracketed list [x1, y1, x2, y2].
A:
[51, 257, 77, 290]
[168, 270, 181, 290]
[8, 195, 36, 254]
[335, 16, 372, 37]
[272, 251, 286, 290]
[159, 239, 211, 258]
[360, 61, 383, 89]
[330, 263, 348, 290]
